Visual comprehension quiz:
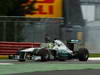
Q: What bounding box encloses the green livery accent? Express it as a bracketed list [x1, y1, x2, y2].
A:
[58, 50, 72, 57]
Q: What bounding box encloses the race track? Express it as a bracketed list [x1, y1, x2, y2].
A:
[0, 58, 100, 75]
[6, 70, 100, 75]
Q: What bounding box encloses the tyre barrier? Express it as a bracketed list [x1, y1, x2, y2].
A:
[0, 42, 40, 59]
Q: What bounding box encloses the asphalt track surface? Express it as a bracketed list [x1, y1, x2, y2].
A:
[5, 69, 100, 75]
[0, 59, 100, 75]
[1, 58, 100, 64]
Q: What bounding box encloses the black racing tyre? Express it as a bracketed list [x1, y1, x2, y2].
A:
[18, 52, 26, 62]
[8, 55, 14, 59]
[38, 48, 50, 61]
[78, 48, 89, 61]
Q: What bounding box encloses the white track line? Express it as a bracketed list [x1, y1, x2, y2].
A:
[0, 63, 14, 65]
[88, 57, 100, 60]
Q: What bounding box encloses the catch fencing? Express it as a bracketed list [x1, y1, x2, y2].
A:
[0, 16, 63, 42]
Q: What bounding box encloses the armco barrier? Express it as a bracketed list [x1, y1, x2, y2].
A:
[0, 42, 40, 55]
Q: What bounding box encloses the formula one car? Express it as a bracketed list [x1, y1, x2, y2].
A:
[18, 40, 89, 62]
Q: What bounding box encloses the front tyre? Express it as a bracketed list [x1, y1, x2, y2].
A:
[78, 48, 89, 61]
[18, 51, 26, 62]
[41, 52, 50, 61]
[38, 49, 50, 61]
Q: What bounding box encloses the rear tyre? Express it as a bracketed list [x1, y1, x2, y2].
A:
[78, 48, 89, 61]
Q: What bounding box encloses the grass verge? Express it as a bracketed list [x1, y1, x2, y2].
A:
[89, 53, 100, 57]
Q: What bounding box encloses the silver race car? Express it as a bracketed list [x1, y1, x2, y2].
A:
[18, 40, 89, 62]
